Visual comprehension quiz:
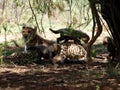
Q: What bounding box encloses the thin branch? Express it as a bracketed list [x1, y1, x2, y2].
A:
[100, 17, 112, 37]
[91, 14, 96, 39]
[2, 0, 6, 17]
[28, 0, 41, 32]
[89, 1, 102, 45]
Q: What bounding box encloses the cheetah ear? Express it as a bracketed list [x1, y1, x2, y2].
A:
[22, 26, 26, 29]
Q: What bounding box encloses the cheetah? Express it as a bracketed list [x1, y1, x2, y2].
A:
[22, 26, 55, 52]
[49, 28, 90, 45]
[103, 36, 116, 60]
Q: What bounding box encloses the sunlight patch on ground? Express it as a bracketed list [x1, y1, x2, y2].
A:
[0, 66, 30, 73]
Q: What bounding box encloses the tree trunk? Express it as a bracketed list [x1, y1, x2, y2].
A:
[101, 0, 120, 60]
[87, 0, 102, 67]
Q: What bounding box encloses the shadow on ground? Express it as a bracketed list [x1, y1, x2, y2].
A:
[0, 43, 120, 90]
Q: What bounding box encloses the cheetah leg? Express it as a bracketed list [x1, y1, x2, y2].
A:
[23, 45, 28, 53]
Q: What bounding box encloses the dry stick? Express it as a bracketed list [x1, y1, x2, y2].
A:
[11, 40, 20, 47]
[2, 0, 6, 18]
[100, 17, 112, 37]
[28, 0, 41, 33]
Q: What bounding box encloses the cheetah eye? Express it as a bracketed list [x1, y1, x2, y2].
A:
[28, 31, 31, 33]
[22, 31, 25, 33]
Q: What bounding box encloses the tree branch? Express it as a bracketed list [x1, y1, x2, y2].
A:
[86, 0, 102, 66]
[28, 0, 41, 32]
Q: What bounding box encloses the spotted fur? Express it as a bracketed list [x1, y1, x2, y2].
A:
[60, 42, 87, 60]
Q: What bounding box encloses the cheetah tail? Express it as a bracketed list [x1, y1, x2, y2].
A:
[49, 28, 60, 34]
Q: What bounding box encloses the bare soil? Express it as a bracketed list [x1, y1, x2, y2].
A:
[0, 31, 120, 90]
[0, 60, 120, 90]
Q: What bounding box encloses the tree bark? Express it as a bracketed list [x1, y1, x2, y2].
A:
[101, 0, 120, 60]
[87, 0, 102, 67]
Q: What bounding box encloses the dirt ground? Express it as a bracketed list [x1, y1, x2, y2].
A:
[0, 60, 120, 90]
[0, 51, 120, 90]
[0, 31, 120, 90]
